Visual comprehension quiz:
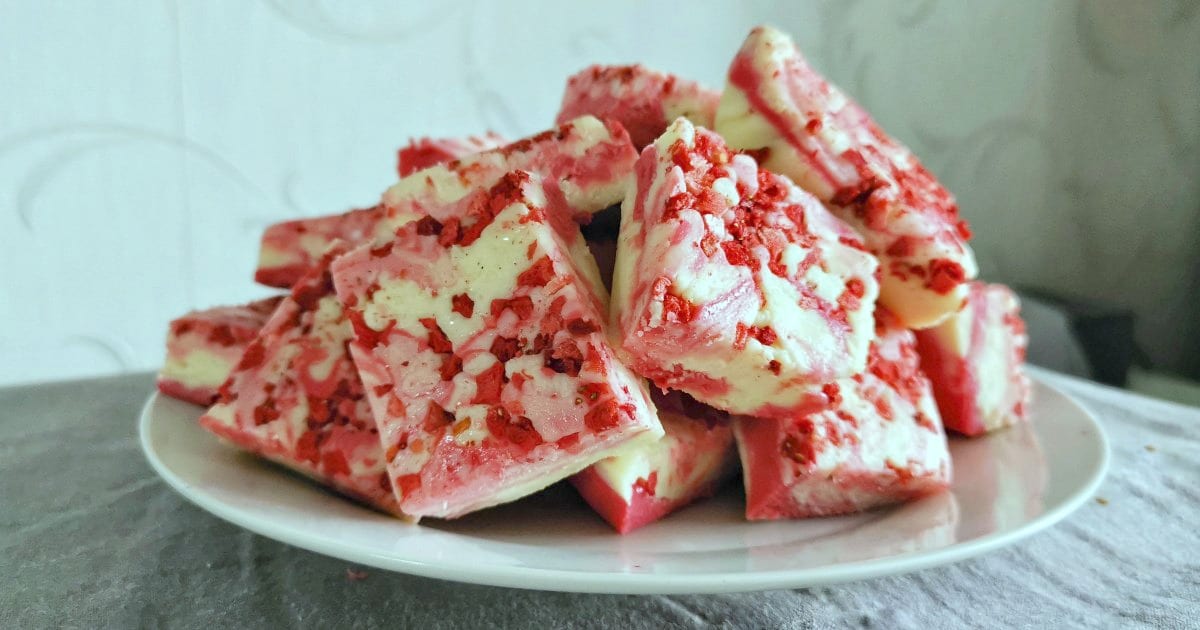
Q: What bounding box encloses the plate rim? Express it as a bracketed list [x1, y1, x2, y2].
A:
[139, 376, 1110, 594]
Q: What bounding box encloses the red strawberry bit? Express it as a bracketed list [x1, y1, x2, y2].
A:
[584, 398, 620, 432]
[296, 430, 320, 464]
[566, 318, 599, 336]
[927, 259, 966, 294]
[633, 471, 659, 497]
[510, 371, 528, 391]
[437, 217, 462, 247]
[823, 383, 842, 406]
[373, 384, 392, 397]
[419, 318, 453, 353]
[396, 474, 422, 497]
[207, 325, 237, 347]
[346, 309, 395, 349]
[490, 295, 535, 319]
[661, 291, 697, 323]
[699, 232, 719, 256]
[767, 360, 782, 375]
[415, 216, 443, 236]
[322, 450, 351, 476]
[472, 362, 506, 404]
[753, 325, 778, 346]
[955, 219, 973, 240]
[517, 256, 556, 287]
[238, 341, 267, 370]
[387, 394, 407, 418]
[370, 242, 393, 258]
[734, 322, 750, 350]
[489, 336, 522, 362]
[578, 382, 606, 403]
[438, 353, 462, 381]
[721, 240, 753, 266]
[253, 398, 280, 426]
[546, 340, 584, 377]
[451, 293, 475, 318]
[423, 404, 454, 432]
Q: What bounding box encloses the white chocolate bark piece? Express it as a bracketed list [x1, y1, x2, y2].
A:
[257, 116, 636, 288]
[331, 171, 662, 520]
[734, 312, 952, 520]
[557, 64, 720, 149]
[715, 26, 977, 329]
[396, 132, 506, 178]
[157, 297, 282, 406]
[914, 282, 1032, 436]
[199, 246, 401, 516]
[611, 117, 880, 418]
[571, 389, 737, 533]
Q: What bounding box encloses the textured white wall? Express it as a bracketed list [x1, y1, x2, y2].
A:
[2, 1, 1198, 386]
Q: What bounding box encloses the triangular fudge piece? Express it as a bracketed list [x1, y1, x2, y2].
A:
[158, 296, 282, 406]
[331, 171, 661, 519]
[734, 312, 952, 520]
[257, 116, 636, 288]
[396, 132, 506, 178]
[199, 245, 400, 516]
[715, 26, 977, 329]
[914, 282, 1032, 436]
[557, 65, 720, 149]
[571, 389, 736, 533]
[611, 117, 880, 417]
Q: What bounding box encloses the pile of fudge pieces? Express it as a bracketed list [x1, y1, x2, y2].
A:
[157, 26, 1031, 533]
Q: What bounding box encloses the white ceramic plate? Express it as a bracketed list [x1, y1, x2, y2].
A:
[140, 375, 1107, 594]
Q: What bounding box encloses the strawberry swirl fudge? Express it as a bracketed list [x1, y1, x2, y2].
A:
[157, 296, 283, 406]
[557, 65, 721, 149]
[331, 171, 661, 519]
[256, 116, 637, 288]
[734, 312, 952, 520]
[714, 26, 977, 329]
[572, 389, 737, 533]
[199, 245, 400, 515]
[914, 282, 1032, 436]
[395, 132, 506, 178]
[611, 117, 880, 418]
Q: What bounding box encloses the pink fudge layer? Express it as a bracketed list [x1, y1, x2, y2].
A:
[396, 132, 506, 178]
[256, 116, 637, 288]
[158, 296, 283, 406]
[914, 282, 1032, 436]
[715, 26, 977, 329]
[199, 245, 401, 517]
[331, 171, 661, 520]
[557, 64, 720, 149]
[734, 313, 952, 520]
[611, 117, 880, 418]
[571, 389, 737, 533]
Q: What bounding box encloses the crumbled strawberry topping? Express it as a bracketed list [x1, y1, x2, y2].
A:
[451, 293, 475, 318]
